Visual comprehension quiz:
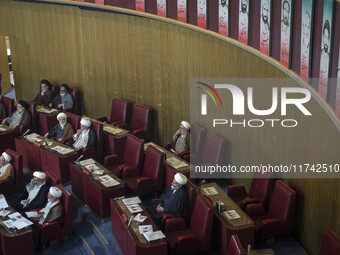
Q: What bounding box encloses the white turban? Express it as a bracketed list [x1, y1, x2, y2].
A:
[33, 171, 46, 180]
[80, 119, 91, 127]
[57, 112, 67, 120]
[2, 152, 12, 162]
[174, 173, 187, 185]
[49, 186, 62, 198]
[181, 121, 191, 130]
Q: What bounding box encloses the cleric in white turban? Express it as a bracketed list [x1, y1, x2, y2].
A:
[69, 118, 96, 153]
[0, 151, 14, 181]
[44, 112, 75, 143]
[147, 172, 189, 227]
[170, 120, 194, 156]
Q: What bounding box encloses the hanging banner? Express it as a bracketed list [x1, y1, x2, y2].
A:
[136, 0, 145, 12]
[178, 0, 187, 23]
[299, 0, 313, 81]
[157, 0, 167, 17]
[218, 0, 229, 37]
[238, 0, 249, 44]
[318, 0, 333, 101]
[197, 0, 207, 29]
[280, 0, 292, 68]
[335, 46, 340, 120]
[260, 0, 271, 56]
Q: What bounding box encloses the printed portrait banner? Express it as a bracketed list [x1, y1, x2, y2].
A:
[280, 0, 292, 68]
[197, 0, 207, 29]
[218, 0, 229, 37]
[260, 0, 271, 56]
[136, 0, 145, 12]
[318, 0, 333, 101]
[300, 0, 313, 81]
[157, 0, 167, 17]
[95, 0, 104, 4]
[238, 0, 249, 44]
[177, 0, 187, 23]
[335, 45, 340, 120]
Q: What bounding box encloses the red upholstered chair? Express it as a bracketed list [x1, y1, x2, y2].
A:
[226, 235, 246, 255]
[162, 180, 197, 231]
[1, 96, 15, 119]
[104, 134, 144, 178]
[130, 103, 152, 142]
[40, 184, 72, 245]
[319, 229, 340, 255]
[27, 101, 38, 133]
[228, 171, 274, 210]
[82, 120, 103, 160]
[123, 145, 164, 195]
[69, 88, 80, 115]
[65, 112, 81, 132]
[245, 180, 296, 241]
[194, 132, 226, 166]
[181, 124, 205, 162]
[97, 98, 131, 129]
[0, 149, 23, 195]
[165, 194, 213, 255]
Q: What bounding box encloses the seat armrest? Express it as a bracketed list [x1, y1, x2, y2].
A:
[132, 128, 144, 139]
[227, 185, 248, 198]
[245, 203, 266, 218]
[104, 154, 119, 167]
[161, 213, 171, 224]
[164, 143, 171, 150]
[136, 177, 153, 194]
[178, 150, 190, 158]
[175, 234, 198, 253]
[164, 218, 187, 232]
[260, 218, 281, 241]
[96, 116, 108, 123]
[240, 198, 259, 210]
[41, 221, 61, 232]
[122, 166, 139, 179]
[82, 146, 96, 159]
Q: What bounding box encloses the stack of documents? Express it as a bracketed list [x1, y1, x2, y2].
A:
[79, 158, 96, 166]
[3, 212, 33, 230]
[122, 196, 143, 213]
[98, 175, 120, 187]
[166, 157, 188, 169]
[223, 210, 241, 220]
[103, 125, 125, 135]
[51, 145, 75, 154]
[143, 230, 166, 241]
[203, 187, 219, 196]
[25, 133, 41, 143]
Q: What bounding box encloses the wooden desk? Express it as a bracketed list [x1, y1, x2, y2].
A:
[249, 249, 275, 255]
[69, 161, 125, 218]
[0, 208, 34, 255]
[15, 134, 78, 183]
[110, 198, 167, 255]
[200, 182, 255, 254]
[36, 106, 59, 135]
[0, 124, 15, 152]
[144, 142, 193, 186]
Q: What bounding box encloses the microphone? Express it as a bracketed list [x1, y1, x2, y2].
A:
[22, 129, 30, 137]
[75, 154, 84, 165]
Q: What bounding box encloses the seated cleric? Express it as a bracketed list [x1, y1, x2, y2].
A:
[44, 112, 74, 143]
[170, 121, 193, 156]
[49, 83, 73, 111]
[0, 152, 14, 181]
[1, 100, 31, 135]
[147, 173, 189, 226]
[33, 79, 53, 106]
[11, 171, 49, 213]
[68, 118, 96, 153]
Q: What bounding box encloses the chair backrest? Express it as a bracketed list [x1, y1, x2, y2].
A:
[56, 184, 72, 235]
[110, 98, 130, 124]
[123, 134, 144, 168]
[66, 112, 81, 131]
[143, 145, 164, 190]
[226, 235, 246, 255]
[268, 180, 296, 234]
[130, 104, 152, 140]
[27, 101, 38, 132]
[69, 88, 80, 115]
[249, 171, 274, 210]
[190, 124, 205, 156]
[319, 229, 340, 255]
[201, 133, 225, 165]
[190, 194, 213, 252]
[2, 96, 14, 115]
[186, 180, 197, 224]
[90, 121, 103, 160]
[5, 149, 23, 189]
[51, 85, 59, 98]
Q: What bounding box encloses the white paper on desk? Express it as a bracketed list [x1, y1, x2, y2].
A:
[166, 158, 188, 169]
[203, 187, 219, 196]
[98, 174, 114, 183]
[8, 212, 21, 219]
[93, 169, 105, 175]
[11, 217, 33, 229]
[84, 163, 100, 172]
[26, 211, 38, 218]
[0, 209, 11, 217]
[0, 127, 6, 131]
[103, 126, 123, 135]
[122, 196, 141, 205]
[25, 133, 39, 140]
[2, 219, 15, 229]
[0, 197, 9, 209]
[143, 230, 165, 241]
[51, 146, 74, 154]
[126, 204, 143, 214]
[79, 158, 96, 166]
[133, 213, 147, 223]
[139, 225, 153, 234]
[223, 210, 241, 220]
[101, 179, 120, 187]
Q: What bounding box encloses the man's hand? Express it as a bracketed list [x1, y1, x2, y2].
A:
[58, 138, 63, 142]
[76, 129, 82, 135]
[156, 205, 164, 212]
[24, 199, 30, 205]
[48, 103, 52, 108]
[175, 129, 181, 136]
[58, 104, 63, 108]
[41, 92, 45, 96]
[1, 119, 6, 125]
[44, 132, 49, 138]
